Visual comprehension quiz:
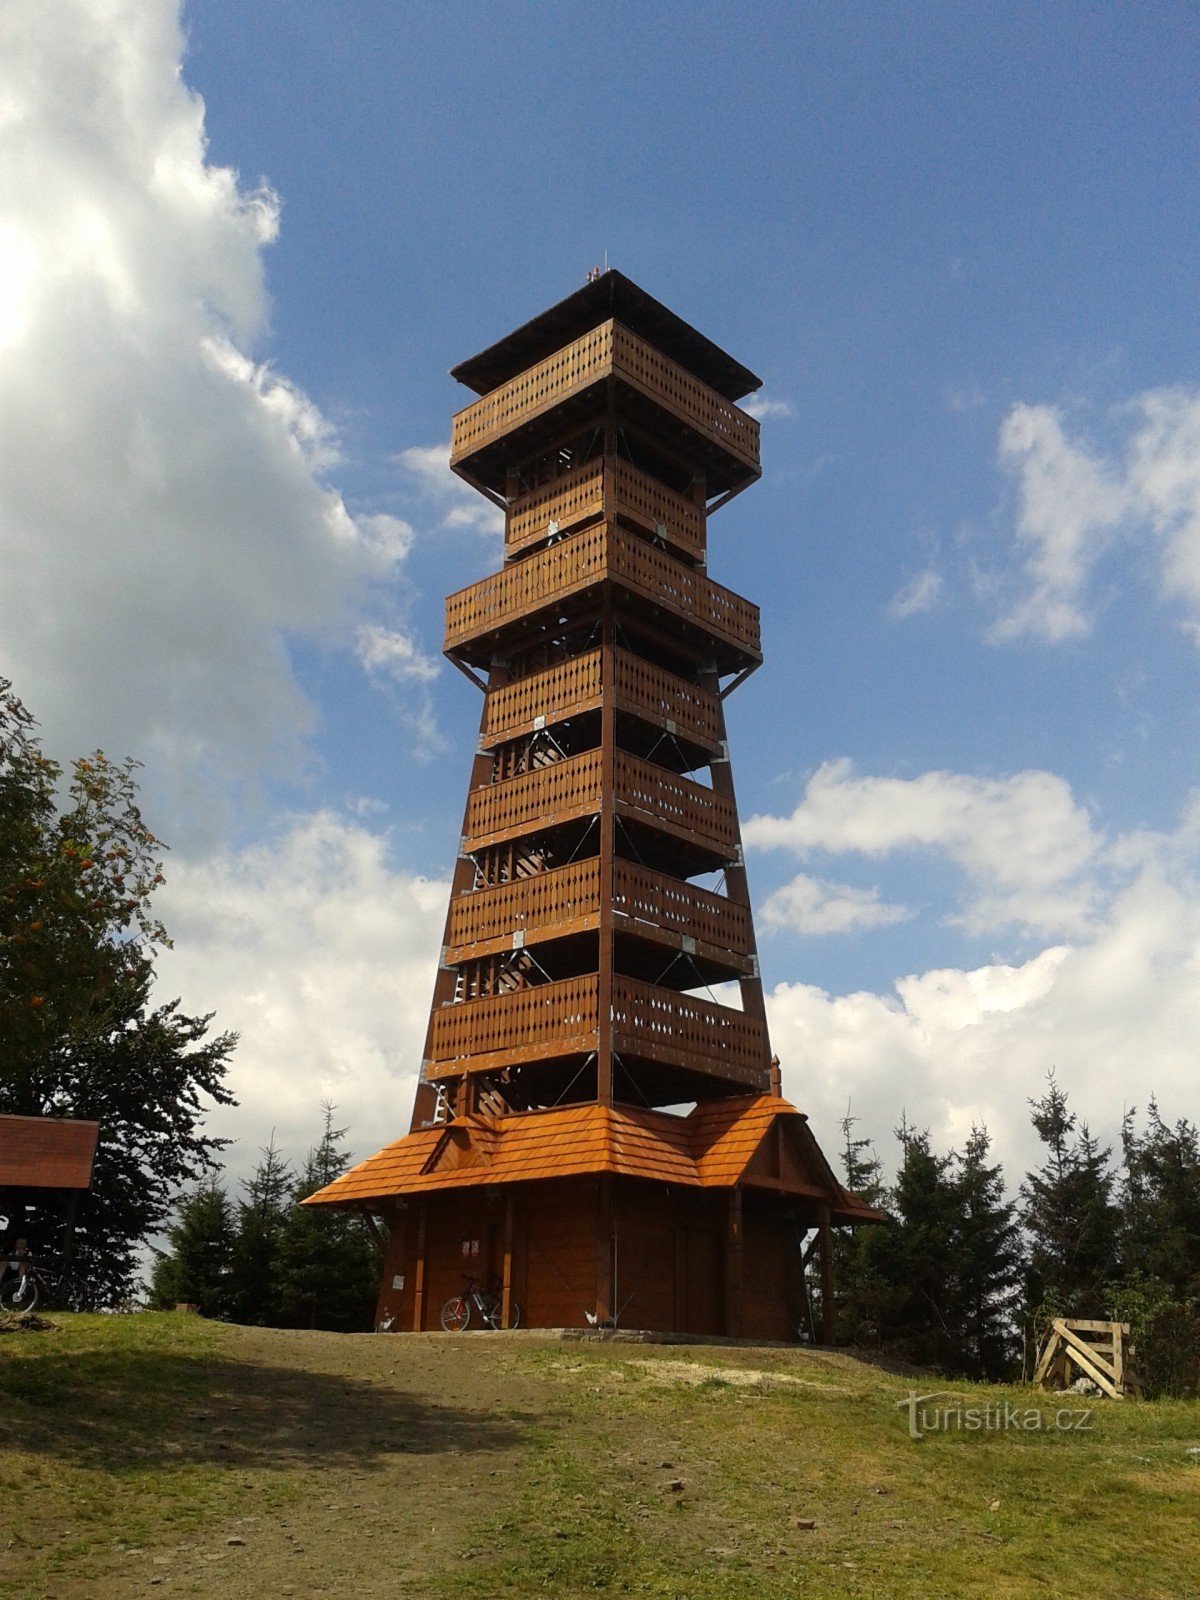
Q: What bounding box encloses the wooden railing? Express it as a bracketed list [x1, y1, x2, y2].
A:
[427, 975, 600, 1075]
[446, 858, 602, 959]
[613, 751, 737, 854]
[612, 977, 769, 1087]
[612, 651, 721, 749]
[462, 747, 737, 857]
[612, 862, 752, 962]
[506, 460, 606, 557]
[451, 320, 759, 479]
[444, 856, 751, 968]
[445, 522, 760, 662]
[483, 652, 603, 746]
[426, 972, 768, 1086]
[481, 648, 721, 750]
[505, 457, 705, 562]
[464, 749, 603, 850]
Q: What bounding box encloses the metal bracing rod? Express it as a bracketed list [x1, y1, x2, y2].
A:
[450, 656, 488, 693]
[718, 662, 761, 700]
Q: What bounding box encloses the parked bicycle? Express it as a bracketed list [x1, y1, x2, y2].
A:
[439, 1275, 520, 1331]
[0, 1250, 85, 1314]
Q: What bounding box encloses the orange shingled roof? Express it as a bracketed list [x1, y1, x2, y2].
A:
[303, 1094, 881, 1222]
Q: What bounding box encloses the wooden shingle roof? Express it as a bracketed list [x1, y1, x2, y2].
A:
[304, 1096, 881, 1223]
[0, 1115, 100, 1191]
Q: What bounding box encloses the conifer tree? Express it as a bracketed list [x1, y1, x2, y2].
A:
[1021, 1073, 1118, 1316]
[831, 1104, 894, 1346]
[227, 1135, 292, 1324]
[149, 1178, 234, 1316]
[954, 1124, 1022, 1378]
[273, 1105, 381, 1331]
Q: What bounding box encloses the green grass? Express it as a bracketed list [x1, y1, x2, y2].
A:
[0, 1316, 1196, 1599]
[435, 1347, 1200, 1599]
[0, 1314, 302, 1598]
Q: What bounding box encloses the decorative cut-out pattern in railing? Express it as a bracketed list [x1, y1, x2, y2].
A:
[446, 858, 602, 956]
[612, 976, 769, 1085]
[445, 522, 759, 660]
[481, 648, 720, 749]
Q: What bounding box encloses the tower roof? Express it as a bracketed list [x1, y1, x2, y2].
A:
[450, 270, 762, 403]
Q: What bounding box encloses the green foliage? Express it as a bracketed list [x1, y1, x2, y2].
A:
[832, 1112, 1021, 1377]
[0, 679, 236, 1303]
[1020, 1072, 1118, 1316]
[149, 1178, 234, 1316]
[272, 1104, 381, 1331]
[227, 1135, 293, 1325]
[150, 1106, 383, 1332]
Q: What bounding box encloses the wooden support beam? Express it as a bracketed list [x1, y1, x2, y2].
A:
[412, 1199, 428, 1333]
[596, 1176, 613, 1327]
[725, 1187, 744, 1339]
[501, 1191, 515, 1329]
[817, 1202, 834, 1345]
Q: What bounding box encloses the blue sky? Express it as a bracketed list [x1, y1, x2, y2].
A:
[4, 1, 1198, 1184]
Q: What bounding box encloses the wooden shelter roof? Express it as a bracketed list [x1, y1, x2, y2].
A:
[304, 1095, 881, 1224]
[0, 1115, 100, 1191]
[450, 270, 762, 403]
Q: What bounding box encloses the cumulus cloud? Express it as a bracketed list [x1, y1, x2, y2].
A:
[0, 0, 425, 798]
[991, 389, 1200, 646]
[888, 568, 942, 619]
[746, 758, 1102, 937]
[760, 872, 911, 937]
[154, 810, 448, 1179]
[769, 836, 1200, 1184]
[395, 443, 505, 540]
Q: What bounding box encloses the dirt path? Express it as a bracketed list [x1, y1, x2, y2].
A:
[63, 1325, 558, 1599]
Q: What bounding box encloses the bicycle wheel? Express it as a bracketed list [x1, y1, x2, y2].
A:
[440, 1294, 471, 1332]
[0, 1275, 40, 1313]
[506, 1301, 521, 1330]
[51, 1275, 84, 1313]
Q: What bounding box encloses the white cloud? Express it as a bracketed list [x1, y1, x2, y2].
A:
[990, 388, 1200, 647]
[761, 873, 911, 936]
[742, 395, 794, 421]
[769, 840, 1200, 1184]
[991, 403, 1127, 642]
[154, 810, 448, 1180]
[888, 568, 942, 619]
[746, 758, 1102, 937]
[395, 443, 505, 539]
[0, 0, 419, 801]
[1125, 388, 1200, 628]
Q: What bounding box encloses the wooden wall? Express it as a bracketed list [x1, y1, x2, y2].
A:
[372, 1180, 818, 1340]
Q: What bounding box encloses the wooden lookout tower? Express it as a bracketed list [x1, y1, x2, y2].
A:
[307, 272, 878, 1339]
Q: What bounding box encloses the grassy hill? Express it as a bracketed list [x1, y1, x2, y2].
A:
[0, 1313, 1196, 1598]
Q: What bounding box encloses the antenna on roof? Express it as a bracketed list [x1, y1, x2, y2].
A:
[604, 248, 609, 272]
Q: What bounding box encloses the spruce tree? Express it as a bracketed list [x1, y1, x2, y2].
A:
[149, 1178, 234, 1316]
[954, 1125, 1022, 1378]
[273, 1105, 381, 1331]
[831, 1104, 894, 1347]
[1021, 1073, 1117, 1317]
[227, 1135, 292, 1324]
[887, 1120, 963, 1368]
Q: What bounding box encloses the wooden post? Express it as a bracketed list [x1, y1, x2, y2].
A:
[596, 1176, 613, 1326]
[725, 1187, 744, 1338]
[817, 1202, 834, 1345]
[412, 1199, 428, 1332]
[501, 1191, 515, 1329]
[596, 581, 616, 1107]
